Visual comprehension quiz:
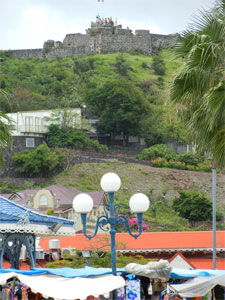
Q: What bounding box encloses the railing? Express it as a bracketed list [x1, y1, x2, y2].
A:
[19, 125, 48, 134]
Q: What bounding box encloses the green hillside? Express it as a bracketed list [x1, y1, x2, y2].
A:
[0, 49, 181, 108]
[1, 160, 224, 232]
[0, 48, 186, 145]
[2, 48, 220, 232]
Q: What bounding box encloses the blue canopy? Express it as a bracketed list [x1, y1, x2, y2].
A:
[1, 266, 224, 280]
[170, 268, 225, 280]
[0, 266, 126, 278]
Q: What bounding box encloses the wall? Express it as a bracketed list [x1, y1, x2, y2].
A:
[6, 25, 176, 59]
[151, 33, 178, 49]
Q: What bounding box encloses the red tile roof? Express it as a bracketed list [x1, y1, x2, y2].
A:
[39, 231, 225, 270]
[39, 231, 225, 252]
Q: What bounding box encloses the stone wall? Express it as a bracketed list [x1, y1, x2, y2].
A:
[63, 33, 87, 48]
[134, 30, 152, 55]
[6, 25, 176, 59]
[151, 33, 177, 49]
[10, 46, 87, 59]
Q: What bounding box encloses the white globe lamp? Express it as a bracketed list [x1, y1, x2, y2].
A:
[129, 193, 150, 213]
[73, 193, 93, 214]
[100, 172, 121, 192]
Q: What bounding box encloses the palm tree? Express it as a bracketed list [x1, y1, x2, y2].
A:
[169, 0, 225, 168]
[0, 91, 12, 165]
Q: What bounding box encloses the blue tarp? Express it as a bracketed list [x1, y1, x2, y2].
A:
[0, 266, 225, 280]
[0, 266, 126, 278]
[170, 268, 225, 280]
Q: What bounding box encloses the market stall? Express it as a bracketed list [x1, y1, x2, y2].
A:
[169, 273, 225, 298]
[0, 267, 126, 299]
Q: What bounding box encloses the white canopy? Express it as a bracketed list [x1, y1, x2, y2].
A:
[169, 273, 225, 298]
[0, 272, 125, 300]
[124, 259, 171, 282]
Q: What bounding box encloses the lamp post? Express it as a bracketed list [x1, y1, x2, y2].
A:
[73, 172, 150, 277]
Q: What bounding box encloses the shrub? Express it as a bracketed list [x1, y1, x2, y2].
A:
[128, 217, 149, 231]
[136, 144, 176, 161]
[196, 163, 212, 172]
[141, 62, 148, 69]
[152, 55, 166, 76]
[47, 124, 107, 151]
[172, 190, 212, 223]
[73, 57, 95, 74]
[114, 54, 131, 76]
[186, 164, 196, 171]
[129, 48, 144, 55]
[173, 161, 186, 170]
[176, 152, 201, 166]
[151, 157, 167, 168]
[12, 143, 64, 177]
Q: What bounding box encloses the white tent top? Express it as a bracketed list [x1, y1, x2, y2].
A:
[0, 272, 125, 300]
[169, 273, 225, 298]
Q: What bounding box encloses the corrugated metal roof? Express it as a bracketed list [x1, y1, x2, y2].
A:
[0, 196, 75, 236]
[0, 196, 73, 226]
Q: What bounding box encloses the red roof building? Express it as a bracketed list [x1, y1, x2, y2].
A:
[39, 231, 225, 270]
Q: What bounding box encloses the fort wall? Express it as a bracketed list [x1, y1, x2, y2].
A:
[6, 24, 177, 59]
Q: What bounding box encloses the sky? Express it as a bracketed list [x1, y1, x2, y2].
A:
[0, 0, 216, 50]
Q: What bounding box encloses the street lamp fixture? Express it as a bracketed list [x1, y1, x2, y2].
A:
[73, 172, 150, 277]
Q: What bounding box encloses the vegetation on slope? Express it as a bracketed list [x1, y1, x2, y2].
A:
[0, 48, 187, 146]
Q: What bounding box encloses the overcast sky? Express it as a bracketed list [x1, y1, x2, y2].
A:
[1, 0, 215, 50]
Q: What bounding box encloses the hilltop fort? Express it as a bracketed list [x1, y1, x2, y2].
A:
[7, 18, 178, 59]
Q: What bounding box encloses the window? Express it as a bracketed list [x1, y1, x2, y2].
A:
[11, 195, 20, 201]
[25, 116, 34, 132]
[40, 194, 47, 206]
[26, 138, 34, 148]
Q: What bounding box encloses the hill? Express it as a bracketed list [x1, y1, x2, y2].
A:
[1, 159, 224, 232]
[0, 48, 181, 109]
[0, 48, 186, 146]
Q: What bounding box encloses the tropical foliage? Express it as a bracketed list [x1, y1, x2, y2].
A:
[169, 0, 225, 168]
[136, 144, 214, 172]
[47, 251, 150, 269]
[12, 143, 64, 177]
[47, 124, 107, 151]
[0, 103, 12, 165]
[0, 49, 186, 145]
[85, 78, 149, 146]
[172, 190, 224, 224]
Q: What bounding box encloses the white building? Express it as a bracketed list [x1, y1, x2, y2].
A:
[7, 109, 81, 149]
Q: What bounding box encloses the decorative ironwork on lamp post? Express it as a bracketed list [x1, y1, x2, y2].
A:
[73, 172, 150, 277]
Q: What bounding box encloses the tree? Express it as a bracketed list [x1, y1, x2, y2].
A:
[86, 78, 149, 146]
[169, 0, 225, 168]
[12, 143, 64, 177]
[0, 101, 12, 165]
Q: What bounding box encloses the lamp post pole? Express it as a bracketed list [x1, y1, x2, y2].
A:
[73, 172, 150, 296]
[108, 192, 117, 275]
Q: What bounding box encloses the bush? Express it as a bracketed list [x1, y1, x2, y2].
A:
[186, 164, 196, 171]
[176, 152, 201, 166]
[12, 143, 64, 177]
[196, 163, 212, 172]
[151, 157, 167, 168]
[128, 48, 144, 55]
[152, 55, 166, 76]
[47, 124, 107, 151]
[136, 144, 176, 161]
[73, 57, 95, 74]
[172, 190, 212, 223]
